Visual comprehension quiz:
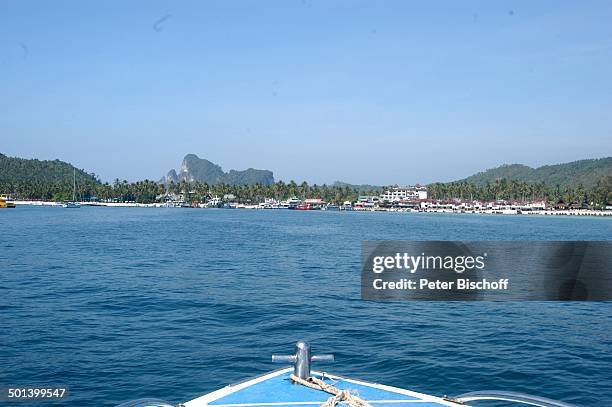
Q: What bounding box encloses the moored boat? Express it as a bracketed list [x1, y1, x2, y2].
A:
[0, 196, 16, 208]
[282, 197, 302, 209]
[297, 199, 325, 210]
[296, 202, 316, 210]
[341, 200, 354, 211]
[62, 169, 81, 208]
[61, 202, 81, 208]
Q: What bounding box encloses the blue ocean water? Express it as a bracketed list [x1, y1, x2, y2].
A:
[1, 207, 611, 406]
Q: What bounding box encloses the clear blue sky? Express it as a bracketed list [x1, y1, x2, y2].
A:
[1, 1, 611, 185]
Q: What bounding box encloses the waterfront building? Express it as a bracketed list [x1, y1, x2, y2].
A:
[380, 185, 427, 203]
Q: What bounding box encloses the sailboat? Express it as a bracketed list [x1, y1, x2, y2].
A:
[62, 169, 81, 208]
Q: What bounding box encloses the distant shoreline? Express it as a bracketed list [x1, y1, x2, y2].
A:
[12, 200, 612, 217]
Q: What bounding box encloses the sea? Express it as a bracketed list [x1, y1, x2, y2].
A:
[1, 207, 611, 406]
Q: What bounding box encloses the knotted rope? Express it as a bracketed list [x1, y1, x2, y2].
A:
[290, 374, 371, 407]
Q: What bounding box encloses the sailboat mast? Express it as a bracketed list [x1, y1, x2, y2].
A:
[73, 168, 76, 202]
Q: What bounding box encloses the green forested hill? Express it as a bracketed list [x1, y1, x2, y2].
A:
[0, 153, 99, 184]
[459, 158, 612, 188]
[0, 153, 101, 200]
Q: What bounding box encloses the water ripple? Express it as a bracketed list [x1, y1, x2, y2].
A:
[1, 208, 610, 406]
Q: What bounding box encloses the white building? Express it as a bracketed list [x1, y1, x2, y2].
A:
[380, 185, 427, 202]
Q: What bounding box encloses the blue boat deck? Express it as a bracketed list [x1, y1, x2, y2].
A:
[185, 368, 463, 407]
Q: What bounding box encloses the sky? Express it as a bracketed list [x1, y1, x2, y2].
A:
[1, 1, 611, 185]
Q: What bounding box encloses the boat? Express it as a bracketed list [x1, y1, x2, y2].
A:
[205, 196, 223, 208]
[0, 196, 16, 208]
[62, 202, 81, 208]
[341, 201, 353, 211]
[116, 341, 576, 407]
[296, 202, 313, 210]
[281, 197, 302, 209]
[259, 198, 280, 209]
[62, 169, 81, 208]
[295, 199, 325, 211]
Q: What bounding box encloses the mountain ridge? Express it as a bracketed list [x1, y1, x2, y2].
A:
[162, 154, 274, 185]
[2, 152, 609, 190]
[0, 153, 100, 185]
[455, 157, 612, 188]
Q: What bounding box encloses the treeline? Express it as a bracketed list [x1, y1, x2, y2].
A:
[428, 177, 612, 208]
[2, 177, 611, 208]
[165, 180, 382, 204]
[0, 178, 381, 204]
[1, 179, 102, 202]
[94, 180, 379, 204]
[1, 179, 168, 203]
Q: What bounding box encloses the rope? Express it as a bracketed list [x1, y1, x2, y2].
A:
[290, 374, 371, 407]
